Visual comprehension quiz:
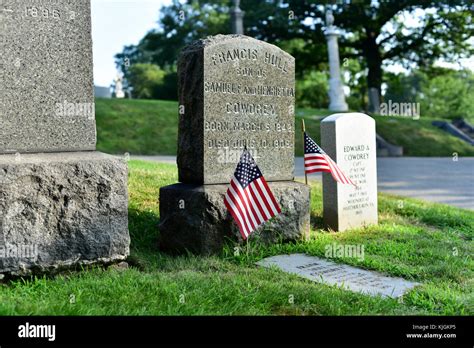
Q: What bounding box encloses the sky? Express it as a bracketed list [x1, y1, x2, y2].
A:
[91, 0, 473, 87]
[91, 0, 171, 87]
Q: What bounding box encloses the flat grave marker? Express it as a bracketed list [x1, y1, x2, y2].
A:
[257, 254, 419, 298]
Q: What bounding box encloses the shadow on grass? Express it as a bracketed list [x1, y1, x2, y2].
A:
[128, 208, 161, 254]
[310, 213, 326, 231]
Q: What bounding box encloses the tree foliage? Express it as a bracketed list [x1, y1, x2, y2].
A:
[115, 0, 473, 110]
[385, 68, 474, 120]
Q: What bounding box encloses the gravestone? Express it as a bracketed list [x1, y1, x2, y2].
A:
[257, 254, 419, 298]
[178, 34, 295, 184]
[320, 113, 378, 231]
[1, 0, 96, 153]
[160, 35, 310, 255]
[0, 0, 130, 276]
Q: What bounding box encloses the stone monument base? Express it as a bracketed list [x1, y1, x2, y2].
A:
[0, 152, 130, 276]
[159, 181, 310, 255]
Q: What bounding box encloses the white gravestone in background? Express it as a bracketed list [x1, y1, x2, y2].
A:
[320, 113, 378, 231]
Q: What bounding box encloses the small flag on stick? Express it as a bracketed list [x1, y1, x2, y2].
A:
[224, 148, 281, 240]
[304, 131, 356, 187]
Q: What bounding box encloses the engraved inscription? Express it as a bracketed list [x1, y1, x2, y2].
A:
[25, 6, 61, 19]
[180, 36, 296, 184]
[341, 144, 375, 215]
[258, 255, 419, 299]
[204, 48, 294, 153]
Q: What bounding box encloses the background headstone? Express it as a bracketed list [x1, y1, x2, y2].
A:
[0, 0, 129, 276]
[0, 0, 96, 153]
[321, 113, 378, 231]
[177, 34, 295, 185]
[160, 35, 309, 254]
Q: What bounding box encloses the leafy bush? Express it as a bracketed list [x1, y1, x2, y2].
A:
[419, 70, 474, 121]
[384, 69, 474, 121]
[296, 71, 329, 108]
[127, 63, 177, 101]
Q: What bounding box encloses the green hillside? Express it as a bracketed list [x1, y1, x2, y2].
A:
[95, 98, 474, 157]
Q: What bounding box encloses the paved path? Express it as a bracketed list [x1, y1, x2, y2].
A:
[133, 156, 474, 210]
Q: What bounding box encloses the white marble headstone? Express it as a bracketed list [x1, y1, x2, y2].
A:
[320, 113, 378, 231]
[257, 254, 419, 298]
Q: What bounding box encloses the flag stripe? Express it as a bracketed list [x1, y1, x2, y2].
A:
[305, 165, 331, 171]
[225, 188, 249, 237]
[306, 168, 331, 174]
[256, 178, 279, 216]
[328, 156, 354, 185]
[232, 180, 258, 230]
[304, 132, 356, 187]
[244, 184, 265, 224]
[224, 198, 247, 239]
[253, 180, 274, 219]
[325, 155, 344, 183]
[249, 181, 272, 220]
[260, 178, 281, 214]
[305, 159, 328, 166]
[224, 149, 282, 240]
[233, 182, 257, 232]
[224, 193, 248, 238]
[240, 180, 264, 226]
[228, 182, 254, 234]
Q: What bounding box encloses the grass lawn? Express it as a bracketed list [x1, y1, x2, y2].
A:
[0, 160, 472, 315]
[96, 98, 474, 157]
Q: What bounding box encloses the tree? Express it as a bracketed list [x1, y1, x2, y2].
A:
[115, 0, 231, 72]
[116, 0, 473, 110]
[384, 68, 474, 120]
[128, 64, 165, 99]
[245, 0, 473, 111]
[419, 69, 474, 120]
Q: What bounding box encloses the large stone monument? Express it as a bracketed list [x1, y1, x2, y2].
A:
[159, 35, 310, 255]
[325, 9, 348, 112]
[113, 73, 125, 99]
[0, 0, 130, 275]
[230, 0, 244, 35]
[320, 113, 378, 231]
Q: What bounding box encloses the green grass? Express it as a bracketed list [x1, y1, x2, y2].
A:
[95, 98, 178, 156]
[96, 98, 474, 157]
[0, 160, 472, 315]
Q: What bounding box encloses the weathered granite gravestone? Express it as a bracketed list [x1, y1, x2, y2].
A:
[320, 113, 378, 231]
[0, 0, 130, 275]
[1, 0, 96, 153]
[177, 35, 295, 184]
[160, 35, 310, 254]
[258, 254, 419, 298]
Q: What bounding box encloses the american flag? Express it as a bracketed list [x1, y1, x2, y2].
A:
[224, 149, 281, 240]
[304, 132, 356, 186]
